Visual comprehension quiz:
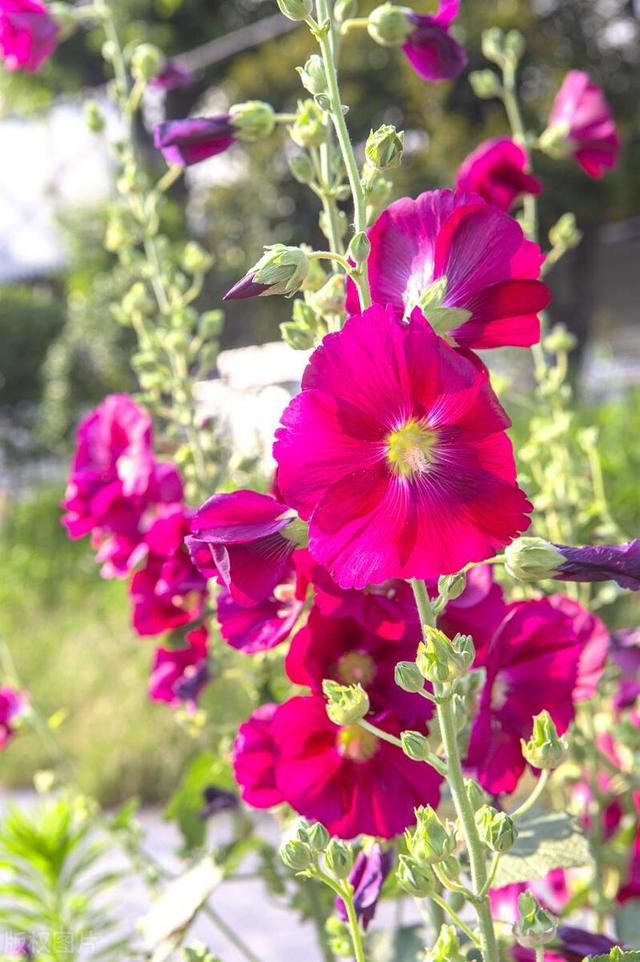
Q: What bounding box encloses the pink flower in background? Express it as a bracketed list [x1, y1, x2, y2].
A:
[346, 189, 549, 349]
[153, 115, 236, 166]
[0, 686, 26, 748]
[149, 59, 194, 91]
[548, 594, 608, 702]
[402, 1, 467, 82]
[437, 564, 506, 666]
[285, 607, 432, 726]
[275, 305, 531, 589]
[455, 138, 543, 211]
[217, 571, 305, 654]
[148, 625, 209, 707]
[547, 70, 620, 178]
[335, 845, 393, 930]
[232, 703, 284, 809]
[186, 490, 305, 607]
[0, 0, 58, 72]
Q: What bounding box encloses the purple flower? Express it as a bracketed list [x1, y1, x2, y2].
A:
[153, 115, 236, 167]
[555, 541, 640, 590]
[0, 0, 58, 73]
[403, 1, 467, 82]
[149, 59, 194, 92]
[200, 786, 238, 819]
[335, 845, 393, 929]
[610, 628, 640, 675]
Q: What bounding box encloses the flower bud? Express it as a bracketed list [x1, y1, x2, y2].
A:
[437, 571, 466, 602]
[521, 710, 569, 770]
[410, 806, 457, 863]
[505, 537, 565, 583]
[503, 29, 526, 60]
[323, 679, 370, 726]
[465, 778, 489, 812]
[182, 241, 214, 275]
[549, 212, 582, 251]
[401, 730, 431, 762]
[324, 838, 354, 879]
[469, 69, 502, 99]
[416, 627, 474, 685]
[276, 0, 313, 20]
[514, 891, 559, 949]
[543, 324, 577, 355]
[280, 838, 314, 871]
[84, 100, 105, 133]
[131, 43, 165, 82]
[334, 0, 358, 20]
[306, 821, 331, 851]
[310, 274, 345, 314]
[425, 925, 467, 962]
[394, 661, 425, 693]
[396, 854, 435, 898]
[225, 245, 310, 300]
[280, 321, 316, 351]
[289, 152, 315, 184]
[297, 54, 328, 95]
[229, 101, 275, 141]
[538, 121, 572, 159]
[367, 3, 413, 46]
[348, 231, 371, 267]
[365, 124, 404, 171]
[199, 310, 224, 338]
[290, 99, 326, 148]
[481, 27, 505, 64]
[475, 805, 518, 853]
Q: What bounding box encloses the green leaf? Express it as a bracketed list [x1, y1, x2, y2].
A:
[165, 752, 235, 851]
[366, 925, 425, 962]
[491, 812, 593, 887]
[615, 900, 640, 948]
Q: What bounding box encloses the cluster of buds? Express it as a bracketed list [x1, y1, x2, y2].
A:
[416, 626, 475, 687]
[396, 853, 436, 898]
[279, 817, 342, 874]
[323, 679, 370, 725]
[475, 804, 519, 853]
[521, 710, 569, 770]
[407, 805, 458, 864]
[514, 891, 559, 949]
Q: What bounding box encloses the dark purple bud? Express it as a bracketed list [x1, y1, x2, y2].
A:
[153, 115, 236, 167]
[556, 925, 619, 962]
[223, 272, 271, 301]
[555, 540, 640, 591]
[173, 660, 210, 703]
[200, 785, 239, 819]
[149, 59, 195, 91]
[335, 844, 393, 930]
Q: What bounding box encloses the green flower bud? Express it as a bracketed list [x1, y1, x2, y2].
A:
[297, 54, 328, 95]
[521, 710, 569, 770]
[289, 152, 315, 184]
[229, 101, 275, 141]
[437, 571, 466, 602]
[465, 778, 489, 812]
[505, 537, 565, 583]
[323, 679, 370, 726]
[394, 661, 425, 693]
[365, 124, 404, 171]
[367, 3, 413, 46]
[84, 100, 105, 133]
[310, 274, 345, 314]
[324, 838, 354, 879]
[481, 27, 505, 64]
[326, 918, 352, 957]
[416, 627, 474, 685]
[251, 244, 310, 297]
[514, 891, 559, 948]
[306, 821, 331, 851]
[280, 321, 316, 350]
[548, 212, 582, 251]
[199, 310, 224, 338]
[280, 838, 314, 871]
[290, 99, 326, 148]
[348, 231, 371, 267]
[131, 43, 165, 81]
[410, 806, 457, 864]
[182, 241, 214, 275]
[122, 282, 155, 316]
[543, 324, 577, 355]
[504, 29, 526, 60]
[334, 0, 358, 21]
[475, 805, 518, 853]
[469, 69, 502, 99]
[183, 943, 219, 962]
[425, 924, 467, 962]
[538, 121, 572, 159]
[275, 0, 313, 20]
[396, 854, 435, 898]
[401, 730, 431, 762]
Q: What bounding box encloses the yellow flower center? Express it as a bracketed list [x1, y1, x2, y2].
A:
[386, 420, 437, 479]
[336, 724, 379, 762]
[336, 651, 376, 686]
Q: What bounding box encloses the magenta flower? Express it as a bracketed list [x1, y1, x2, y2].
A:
[186, 489, 305, 608]
[153, 115, 236, 167]
[547, 70, 620, 178]
[610, 627, 640, 676]
[275, 305, 531, 589]
[217, 571, 305, 654]
[335, 845, 393, 930]
[455, 138, 543, 212]
[0, 686, 26, 748]
[345, 189, 549, 350]
[402, 1, 467, 82]
[149, 59, 194, 91]
[148, 625, 209, 708]
[0, 0, 58, 73]
[438, 564, 506, 667]
[232, 703, 284, 809]
[548, 594, 608, 702]
[285, 607, 433, 726]
[466, 596, 604, 794]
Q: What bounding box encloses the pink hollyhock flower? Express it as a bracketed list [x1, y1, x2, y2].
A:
[546, 70, 620, 178]
[153, 116, 236, 167]
[149, 59, 194, 91]
[438, 564, 506, 666]
[217, 569, 305, 654]
[232, 703, 284, 809]
[547, 594, 608, 702]
[186, 489, 306, 607]
[270, 695, 442, 838]
[345, 189, 550, 350]
[455, 138, 543, 212]
[285, 607, 433, 726]
[466, 596, 602, 794]
[401, 1, 467, 82]
[275, 305, 531, 589]
[0, 0, 58, 72]
[0, 686, 26, 748]
[148, 625, 209, 707]
[335, 844, 393, 930]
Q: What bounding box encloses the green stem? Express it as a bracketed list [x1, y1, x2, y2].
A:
[430, 894, 481, 946]
[339, 17, 369, 33]
[358, 717, 403, 749]
[311, 250, 352, 271]
[510, 769, 550, 820]
[535, 948, 545, 962]
[315, 869, 366, 962]
[410, 578, 436, 628]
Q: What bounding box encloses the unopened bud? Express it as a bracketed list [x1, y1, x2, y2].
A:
[84, 100, 105, 133]
[505, 537, 565, 583]
[131, 43, 165, 81]
[297, 54, 328, 95]
[324, 838, 354, 879]
[323, 680, 370, 726]
[395, 661, 425, 693]
[280, 838, 313, 871]
[401, 730, 431, 762]
[543, 324, 577, 355]
[397, 854, 435, 898]
[289, 152, 315, 184]
[182, 241, 213, 275]
[230, 101, 275, 141]
[276, 0, 313, 20]
[521, 710, 569, 770]
[416, 627, 474, 685]
[348, 231, 371, 266]
[334, 0, 358, 20]
[437, 571, 466, 602]
[549, 212, 582, 251]
[504, 29, 526, 60]
[425, 925, 467, 962]
[410, 806, 457, 863]
[290, 99, 326, 148]
[514, 891, 559, 948]
[367, 3, 413, 46]
[465, 779, 489, 812]
[306, 821, 330, 850]
[475, 805, 518, 853]
[365, 124, 404, 170]
[482, 27, 505, 64]
[469, 69, 502, 99]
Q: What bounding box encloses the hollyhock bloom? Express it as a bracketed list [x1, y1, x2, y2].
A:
[438, 564, 506, 666]
[402, 2, 467, 82]
[345, 189, 550, 349]
[547, 594, 608, 702]
[216, 573, 305, 654]
[466, 596, 603, 794]
[270, 695, 442, 838]
[186, 490, 306, 608]
[285, 607, 432, 725]
[232, 703, 284, 809]
[0, 686, 26, 748]
[149, 59, 194, 91]
[455, 138, 543, 212]
[0, 0, 58, 72]
[335, 845, 393, 930]
[546, 70, 620, 178]
[275, 305, 531, 589]
[148, 625, 209, 707]
[153, 115, 237, 166]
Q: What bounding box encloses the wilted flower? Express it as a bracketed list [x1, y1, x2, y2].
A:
[153, 115, 237, 167]
[0, 686, 27, 748]
[455, 138, 543, 211]
[542, 70, 620, 178]
[275, 304, 531, 589]
[0, 0, 58, 72]
[335, 845, 393, 930]
[148, 625, 209, 708]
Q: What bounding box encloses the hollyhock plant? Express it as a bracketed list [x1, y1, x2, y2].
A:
[0, 0, 58, 73]
[345, 189, 550, 349]
[335, 845, 393, 930]
[285, 607, 433, 725]
[148, 625, 209, 707]
[0, 686, 26, 748]
[275, 304, 531, 589]
[544, 70, 620, 178]
[232, 703, 284, 810]
[216, 573, 305, 654]
[455, 138, 543, 212]
[186, 489, 307, 607]
[153, 115, 237, 167]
